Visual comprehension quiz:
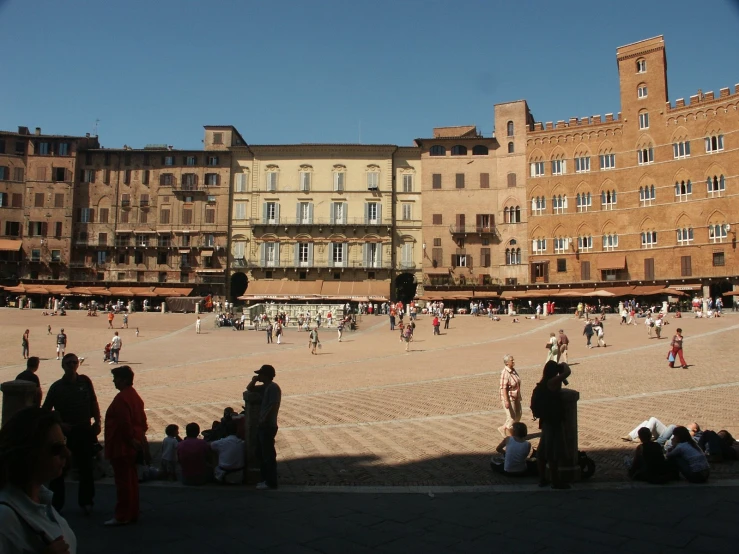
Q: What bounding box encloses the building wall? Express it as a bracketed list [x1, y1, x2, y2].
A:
[524, 36, 739, 286]
[393, 146, 423, 284]
[72, 148, 230, 293]
[231, 145, 397, 290]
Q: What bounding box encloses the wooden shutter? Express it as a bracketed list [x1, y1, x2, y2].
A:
[451, 254, 457, 268]
[455, 173, 465, 189]
[99, 208, 109, 223]
[54, 193, 64, 207]
[160, 209, 170, 224]
[431, 248, 442, 266]
[466, 255, 472, 268]
[12, 193, 22, 207]
[34, 193, 44, 207]
[99, 233, 107, 246]
[205, 208, 215, 223]
[120, 211, 129, 223]
[432, 174, 441, 189]
[89, 209, 95, 223]
[183, 209, 193, 225]
[581, 261, 590, 280]
[480, 248, 491, 267]
[432, 214, 442, 225]
[456, 214, 465, 230]
[41, 222, 48, 237]
[480, 173, 490, 188]
[681, 256, 692, 276]
[644, 258, 655, 280]
[507, 173, 516, 187]
[55, 222, 63, 238]
[294, 243, 301, 266]
[37, 167, 47, 181]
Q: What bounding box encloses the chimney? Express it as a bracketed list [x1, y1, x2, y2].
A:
[17, 126, 29, 135]
[35, 127, 41, 136]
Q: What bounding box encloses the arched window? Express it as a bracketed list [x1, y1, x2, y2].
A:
[601, 190, 617, 210]
[514, 206, 521, 223]
[636, 58, 647, 73]
[707, 175, 726, 194]
[531, 196, 546, 215]
[507, 121, 514, 137]
[675, 180, 692, 200]
[641, 231, 657, 249]
[709, 224, 728, 243]
[639, 185, 656, 206]
[429, 145, 446, 156]
[472, 145, 488, 155]
[552, 194, 567, 214]
[602, 233, 619, 251]
[637, 83, 648, 98]
[676, 228, 694, 244]
[576, 192, 592, 213]
[705, 135, 724, 153]
[507, 142, 514, 154]
[503, 207, 510, 224]
[505, 247, 521, 265]
[451, 145, 467, 156]
[578, 235, 593, 252]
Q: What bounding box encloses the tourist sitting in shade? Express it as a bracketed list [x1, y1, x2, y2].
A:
[666, 426, 710, 483]
[626, 427, 679, 484]
[210, 422, 244, 483]
[490, 422, 538, 477]
[177, 423, 214, 486]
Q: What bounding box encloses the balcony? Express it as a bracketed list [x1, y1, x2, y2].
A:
[173, 183, 204, 194]
[121, 200, 131, 208]
[398, 261, 416, 269]
[139, 200, 150, 208]
[253, 217, 389, 230]
[449, 225, 501, 239]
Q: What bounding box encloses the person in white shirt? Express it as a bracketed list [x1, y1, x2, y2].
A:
[160, 424, 180, 481]
[490, 422, 537, 476]
[109, 332, 122, 364]
[645, 314, 654, 337]
[195, 316, 201, 334]
[654, 315, 663, 339]
[0, 408, 77, 554]
[210, 423, 244, 482]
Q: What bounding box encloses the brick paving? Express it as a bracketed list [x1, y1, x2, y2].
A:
[1, 307, 738, 485]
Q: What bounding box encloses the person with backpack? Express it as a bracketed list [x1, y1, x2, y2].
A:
[530, 360, 571, 489]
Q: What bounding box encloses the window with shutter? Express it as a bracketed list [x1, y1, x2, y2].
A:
[480, 173, 489, 188]
[581, 261, 591, 280]
[120, 211, 129, 224]
[680, 256, 692, 276]
[432, 214, 442, 225]
[142, 170, 150, 185]
[14, 167, 24, 181]
[182, 209, 193, 225]
[644, 258, 655, 280]
[55, 222, 63, 238]
[139, 210, 148, 224]
[432, 174, 441, 189]
[34, 193, 44, 207]
[12, 193, 23, 208]
[333, 172, 345, 192]
[99, 208, 109, 223]
[37, 167, 47, 181]
[431, 248, 442, 266]
[480, 248, 491, 267]
[160, 209, 170, 224]
[54, 193, 64, 208]
[507, 173, 516, 188]
[236, 173, 247, 192]
[205, 208, 215, 224]
[455, 174, 465, 189]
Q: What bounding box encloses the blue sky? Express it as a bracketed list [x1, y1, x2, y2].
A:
[1, 0, 738, 149]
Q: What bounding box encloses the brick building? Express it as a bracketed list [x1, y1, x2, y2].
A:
[70, 140, 231, 295]
[0, 127, 98, 283]
[524, 36, 739, 296]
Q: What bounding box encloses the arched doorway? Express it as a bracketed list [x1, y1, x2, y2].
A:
[394, 273, 417, 304]
[709, 279, 733, 303]
[230, 272, 248, 302]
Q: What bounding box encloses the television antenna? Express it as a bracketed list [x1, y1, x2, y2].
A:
[92, 119, 100, 136]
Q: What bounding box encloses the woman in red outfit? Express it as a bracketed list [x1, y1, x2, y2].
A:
[668, 328, 688, 369]
[104, 365, 148, 526]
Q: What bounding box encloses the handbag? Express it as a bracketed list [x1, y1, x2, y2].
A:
[667, 351, 675, 363]
[545, 343, 552, 349]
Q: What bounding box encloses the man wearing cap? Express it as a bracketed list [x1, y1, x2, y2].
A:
[246, 364, 282, 490]
[557, 329, 570, 363]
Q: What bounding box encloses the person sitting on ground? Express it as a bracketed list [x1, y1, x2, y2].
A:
[210, 422, 244, 483]
[666, 426, 710, 483]
[103, 342, 111, 363]
[490, 422, 537, 477]
[697, 428, 738, 462]
[626, 427, 679, 484]
[177, 423, 213, 486]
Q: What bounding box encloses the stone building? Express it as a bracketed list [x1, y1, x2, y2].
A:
[0, 126, 98, 283]
[70, 140, 231, 296]
[225, 136, 411, 302]
[524, 35, 739, 296]
[416, 107, 531, 295]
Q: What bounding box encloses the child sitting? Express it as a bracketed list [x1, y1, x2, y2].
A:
[103, 343, 111, 362]
[160, 424, 181, 481]
[490, 422, 538, 476]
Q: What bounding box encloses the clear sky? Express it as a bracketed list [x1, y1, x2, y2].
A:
[2, 0, 738, 149]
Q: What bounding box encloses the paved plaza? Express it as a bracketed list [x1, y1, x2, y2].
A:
[1, 307, 738, 486]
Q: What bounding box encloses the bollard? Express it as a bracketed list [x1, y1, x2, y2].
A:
[1, 380, 38, 426]
[161, 302, 166, 314]
[558, 388, 581, 482]
[242, 390, 263, 483]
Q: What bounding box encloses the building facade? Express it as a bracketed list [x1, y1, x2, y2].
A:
[70, 142, 231, 295]
[0, 127, 98, 283]
[524, 36, 739, 295]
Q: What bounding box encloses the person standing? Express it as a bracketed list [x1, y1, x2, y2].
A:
[645, 314, 654, 337]
[582, 320, 594, 348]
[654, 315, 663, 339]
[545, 332, 559, 362]
[266, 320, 273, 344]
[668, 328, 689, 369]
[104, 366, 148, 525]
[309, 327, 319, 355]
[337, 319, 344, 342]
[21, 329, 29, 359]
[43, 354, 101, 514]
[16, 357, 43, 408]
[247, 365, 282, 490]
[0, 407, 77, 554]
[195, 316, 201, 334]
[444, 311, 451, 329]
[432, 315, 440, 335]
[275, 321, 282, 345]
[108, 311, 115, 329]
[122, 312, 129, 329]
[531, 361, 572, 489]
[557, 330, 570, 363]
[109, 332, 122, 365]
[389, 309, 396, 331]
[594, 320, 606, 347]
[56, 328, 67, 360]
[499, 354, 522, 437]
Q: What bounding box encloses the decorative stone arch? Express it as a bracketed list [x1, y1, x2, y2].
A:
[529, 184, 545, 197]
[550, 146, 566, 160]
[366, 164, 381, 172]
[675, 212, 692, 228]
[360, 233, 383, 243]
[575, 222, 593, 235]
[232, 233, 247, 241]
[551, 182, 566, 195]
[95, 194, 111, 209]
[501, 194, 519, 206]
[600, 219, 617, 234]
[260, 233, 279, 242]
[706, 209, 727, 226]
[635, 133, 655, 149]
[399, 234, 416, 243]
[639, 216, 657, 230]
[637, 173, 655, 188]
[670, 126, 690, 142]
[672, 167, 692, 183]
[598, 140, 614, 155]
[702, 120, 722, 136]
[327, 233, 347, 242]
[264, 164, 280, 172]
[299, 164, 314, 171]
[529, 225, 544, 239]
[573, 143, 591, 157]
[528, 148, 545, 162]
[598, 178, 616, 194]
[552, 223, 566, 237]
[574, 181, 590, 194]
[333, 164, 347, 171]
[704, 162, 727, 178]
[294, 233, 312, 242]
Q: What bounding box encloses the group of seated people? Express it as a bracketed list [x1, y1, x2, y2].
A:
[622, 417, 737, 484]
[158, 408, 246, 485]
[215, 313, 241, 328]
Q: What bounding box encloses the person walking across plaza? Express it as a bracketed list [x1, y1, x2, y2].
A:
[104, 365, 149, 525]
[21, 329, 30, 359]
[444, 311, 451, 329]
[583, 320, 594, 348]
[246, 364, 282, 490]
[109, 331, 122, 364]
[668, 328, 688, 369]
[432, 315, 441, 335]
[557, 329, 570, 363]
[275, 321, 283, 345]
[654, 314, 663, 339]
[309, 327, 320, 354]
[43, 353, 101, 514]
[337, 319, 344, 342]
[266, 320, 273, 344]
[195, 316, 201, 334]
[122, 312, 129, 329]
[545, 332, 559, 362]
[499, 354, 522, 437]
[108, 311, 115, 329]
[56, 328, 67, 360]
